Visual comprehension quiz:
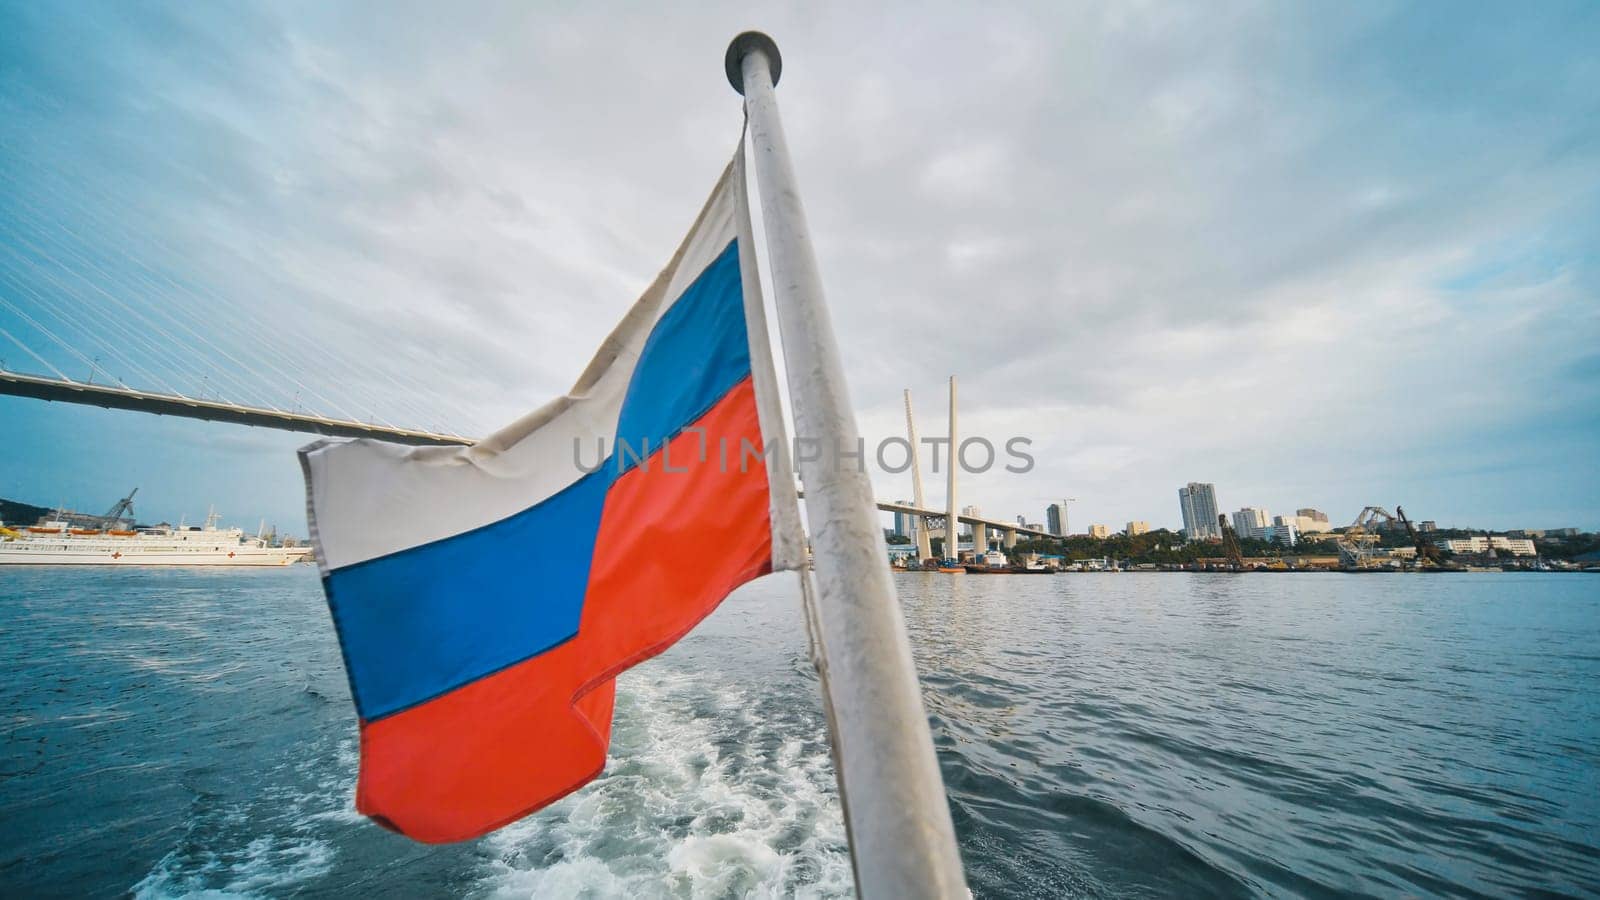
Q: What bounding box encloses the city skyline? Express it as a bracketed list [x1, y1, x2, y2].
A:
[2, 4, 1597, 533]
[869, 483, 1580, 545]
[4, 459, 1588, 540]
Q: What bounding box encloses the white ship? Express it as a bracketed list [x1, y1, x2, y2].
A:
[0, 509, 312, 567]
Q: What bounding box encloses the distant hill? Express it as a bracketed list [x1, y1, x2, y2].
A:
[0, 497, 53, 528]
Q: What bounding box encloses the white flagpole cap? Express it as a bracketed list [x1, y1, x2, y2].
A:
[725, 31, 782, 94]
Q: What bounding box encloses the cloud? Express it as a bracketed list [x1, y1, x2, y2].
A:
[1, 0, 1597, 533]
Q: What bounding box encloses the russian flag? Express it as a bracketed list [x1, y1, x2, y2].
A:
[299, 151, 802, 843]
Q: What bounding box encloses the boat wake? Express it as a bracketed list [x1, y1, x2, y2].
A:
[130, 741, 356, 898]
[475, 668, 852, 898]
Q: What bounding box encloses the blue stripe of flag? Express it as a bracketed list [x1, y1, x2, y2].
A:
[324, 239, 751, 721]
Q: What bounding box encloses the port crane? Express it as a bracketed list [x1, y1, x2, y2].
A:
[102, 488, 137, 528]
[1218, 514, 1245, 571]
[1336, 506, 1396, 569]
[1395, 506, 1453, 569]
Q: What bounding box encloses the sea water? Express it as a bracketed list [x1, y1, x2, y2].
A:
[0, 568, 1595, 897]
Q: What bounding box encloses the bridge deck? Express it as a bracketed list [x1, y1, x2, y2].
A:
[799, 491, 1053, 539]
[0, 371, 470, 446]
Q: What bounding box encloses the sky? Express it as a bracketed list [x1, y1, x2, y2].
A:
[1, 1, 1597, 535]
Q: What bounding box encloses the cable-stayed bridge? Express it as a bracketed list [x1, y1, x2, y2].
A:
[0, 148, 481, 442]
[803, 492, 1054, 548]
[1, 113, 1034, 554]
[3, 365, 1049, 552]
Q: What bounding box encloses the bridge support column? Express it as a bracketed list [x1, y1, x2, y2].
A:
[973, 521, 987, 559]
[1003, 529, 1016, 549]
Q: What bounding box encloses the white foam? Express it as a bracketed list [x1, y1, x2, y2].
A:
[303, 738, 365, 825]
[667, 834, 780, 891]
[132, 835, 335, 899]
[130, 737, 356, 898]
[475, 667, 853, 898]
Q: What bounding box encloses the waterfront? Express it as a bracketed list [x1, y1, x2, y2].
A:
[1, 568, 1596, 897]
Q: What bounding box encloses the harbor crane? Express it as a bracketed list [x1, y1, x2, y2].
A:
[1218, 514, 1245, 571]
[1395, 506, 1452, 569]
[102, 488, 137, 527]
[1336, 506, 1396, 569]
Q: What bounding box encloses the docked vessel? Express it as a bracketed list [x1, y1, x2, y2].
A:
[0, 510, 312, 567]
[962, 550, 1056, 574]
[963, 549, 1012, 573]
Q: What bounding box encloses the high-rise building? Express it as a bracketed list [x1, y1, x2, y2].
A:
[1253, 518, 1299, 547]
[1125, 521, 1150, 536]
[1296, 508, 1330, 523]
[1232, 507, 1269, 536]
[1046, 501, 1069, 536]
[1087, 523, 1110, 539]
[892, 502, 916, 538]
[960, 505, 982, 539]
[1179, 483, 1220, 540]
[1419, 521, 1438, 532]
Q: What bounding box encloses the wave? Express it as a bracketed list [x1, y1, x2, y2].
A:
[473, 667, 852, 898]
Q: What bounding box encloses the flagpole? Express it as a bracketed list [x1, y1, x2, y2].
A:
[726, 32, 968, 898]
